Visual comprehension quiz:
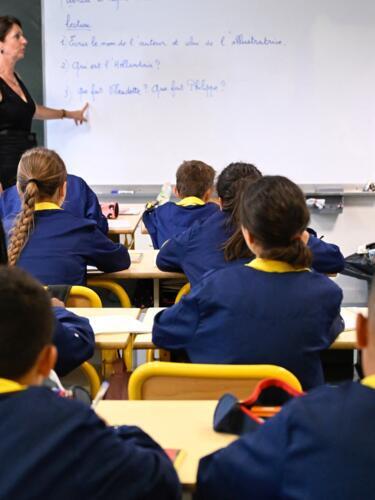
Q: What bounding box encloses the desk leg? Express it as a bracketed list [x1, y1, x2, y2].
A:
[124, 335, 134, 372]
[101, 349, 120, 379]
[124, 233, 135, 249]
[153, 278, 160, 307]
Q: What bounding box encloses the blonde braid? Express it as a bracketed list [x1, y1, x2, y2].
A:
[8, 182, 38, 266]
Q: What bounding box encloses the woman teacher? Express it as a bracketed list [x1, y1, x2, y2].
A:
[0, 16, 88, 189]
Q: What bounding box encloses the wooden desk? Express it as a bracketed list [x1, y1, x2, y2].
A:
[96, 400, 236, 489]
[107, 204, 144, 248]
[88, 250, 186, 306]
[68, 307, 141, 375]
[133, 307, 164, 350]
[331, 307, 367, 350]
[68, 307, 141, 349]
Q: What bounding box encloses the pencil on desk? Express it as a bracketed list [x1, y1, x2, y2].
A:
[91, 381, 110, 409]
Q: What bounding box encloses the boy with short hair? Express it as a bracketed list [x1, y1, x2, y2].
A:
[0, 266, 180, 499]
[143, 160, 218, 249]
[196, 285, 375, 500]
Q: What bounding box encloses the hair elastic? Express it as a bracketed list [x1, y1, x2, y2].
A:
[26, 178, 40, 187]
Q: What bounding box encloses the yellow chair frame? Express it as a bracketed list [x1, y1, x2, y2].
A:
[80, 361, 101, 398]
[66, 285, 120, 379]
[128, 362, 302, 400]
[66, 286, 102, 308]
[87, 279, 131, 308]
[174, 282, 191, 304]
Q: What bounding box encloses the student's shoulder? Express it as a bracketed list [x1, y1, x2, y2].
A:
[306, 269, 343, 294]
[24, 386, 95, 421]
[174, 211, 221, 239]
[1, 185, 18, 202]
[42, 209, 97, 229]
[283, 381, 364, 423]
[144, 201, 175, 216]
[67, 174, 93, 193]
[197, 260, 250, 288]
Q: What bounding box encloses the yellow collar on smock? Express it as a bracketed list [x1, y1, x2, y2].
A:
[0, 378, 26, 394]
[246, 258, 309, 273]
[176, 196, 205, 207]
[361, 375, 375, 389]
[34, 202, 61, 211]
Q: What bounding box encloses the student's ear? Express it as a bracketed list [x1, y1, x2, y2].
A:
[36, 345, 58, 378]
[173, 185, 180, 198]
[16, 182, 21, 196]
[202, 188, 213, 202]
[241, 226, 256, 251]
[59, 181, 67, 205]
[356, 313, 369, 349]
[300, 230, 310, 245]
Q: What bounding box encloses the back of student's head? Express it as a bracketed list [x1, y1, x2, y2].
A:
[8, 147, 67, 266]
[175, 160, 215, 199]
[219, 162, 262, 261]
[241, 175, 312, 268]
[0, 266, 54, 379]
[217, 162, 262, 213]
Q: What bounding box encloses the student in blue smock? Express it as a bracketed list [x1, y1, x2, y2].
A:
[157, 163, 344, 286]
[0, 266, 180, 499]
[0, 220, 94, 376]
[196, 286, 375, 500]
[153, 176, 344, 389]
[0, 173, 108, 234]
[142, 159, 219, 248]
[5, 147, 130, 285]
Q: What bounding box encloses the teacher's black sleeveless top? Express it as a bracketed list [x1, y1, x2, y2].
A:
[0, 74, 37, 189]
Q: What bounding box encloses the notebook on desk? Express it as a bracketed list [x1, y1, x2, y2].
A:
[130, 252, 143, 264]
[89, 316, 152, 335]
[108, 219, 131, 229]
[341, 309, 357, 331]
[119, 204, 141, 215]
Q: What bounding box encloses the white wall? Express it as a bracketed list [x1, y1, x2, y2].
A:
[310, 196, 374, 305]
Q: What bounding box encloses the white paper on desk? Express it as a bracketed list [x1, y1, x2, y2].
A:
[87, 265, 99, 273]
[341, 310, 357, 331]
[119, 204, 141, 215]
[142, 308, 166, 329]
[108, 219, 131, 229]
[89, 316, 152, 334]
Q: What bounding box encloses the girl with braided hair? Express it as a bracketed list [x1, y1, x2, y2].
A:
[153, 176, 344, 390]
[5, 147, 130, 284]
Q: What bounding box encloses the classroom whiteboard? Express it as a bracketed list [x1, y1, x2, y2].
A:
[42, 0, 375, 185]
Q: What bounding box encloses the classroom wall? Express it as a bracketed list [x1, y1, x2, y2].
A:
[310, 196, 374, 305]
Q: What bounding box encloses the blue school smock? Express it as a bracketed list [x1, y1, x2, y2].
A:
[0, 174, 108, 234]
[53, 307, 95, 376]
[157, 210, 345, 286]
[3, 203, 130, 285]
[142, 196, 219, 249]
[0, 382, 180, 499]
[196, 379, 375, 500]
[153, 259, 343, 389]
